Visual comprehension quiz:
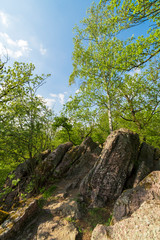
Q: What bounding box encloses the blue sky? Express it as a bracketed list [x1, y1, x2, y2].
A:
[0, 0, 150, 113]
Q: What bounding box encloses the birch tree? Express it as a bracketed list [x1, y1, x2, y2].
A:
[69, 3, 125, 132]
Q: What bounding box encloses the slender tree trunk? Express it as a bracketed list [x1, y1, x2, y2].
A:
[104, 73, 113, 133]
[107, 94, 113, 133]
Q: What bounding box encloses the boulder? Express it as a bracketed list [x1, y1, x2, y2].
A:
[54, 137, 101, 186]
[92, 200, 160, 240]
[54, 137, 101, 176]
[133, 142, 155, 187]
[0, 150, 51, 211]
[80, 129, 140, 207]
[0, 198, 38, 240]
[4, 149, 51, 189]
[36, 142, 73, 184]
[153, 148, 160, 170]
[91, 224, 109, 240]
[113, 171, 160, 223]
[45, 198, 81, 219]
[35, 218, 78, 240]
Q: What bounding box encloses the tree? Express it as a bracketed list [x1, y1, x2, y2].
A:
[53, 115, 74, 144]
[99, 0, 160, 69]
[114, 58, 160, 142]
[0, 62, 53, 163]
[69, 3, 127, 132]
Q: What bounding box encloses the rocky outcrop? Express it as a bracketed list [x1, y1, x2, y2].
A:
[0, 128, 160, 240]
[113, 171, 160, 222]
[36, 142, 73, 185]
[0, 198, 38, 240]
[35, 218, 78, 240]
[4, 149, 51, 188]
[80, 129, 140, 207]
[92, 199, 160, 240]
[0, 210, 9, 225]
[53, 137, 101, 181]
[133, 142, 155, 187]
[91, 224, 109, 240]
[0, 150, 51, 211]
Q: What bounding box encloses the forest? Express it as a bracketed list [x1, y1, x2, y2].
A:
[0, 0, 160, 187]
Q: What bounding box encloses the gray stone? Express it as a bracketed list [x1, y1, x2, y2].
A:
[113, 171, 160, 223]
[80, 129, 140, 207]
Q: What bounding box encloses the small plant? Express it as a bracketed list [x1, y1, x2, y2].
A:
[12, 178, 20, 187]
[26, 180, 35, 193]
[65, 216, 76, 223]
[87, 207, 112, 230]
[0, 186, 12, 198]
[77, 226, 83, 234]
[39, 186, 45, 194]
[38, 198, 46, 209]
[42, 185, 57, 199]
[8, 174, 15, 180]
[105, 214, 112, 226]
[19, 193, 27, 201]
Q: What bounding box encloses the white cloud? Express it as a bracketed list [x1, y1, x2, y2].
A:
[0, 32, 31, 58]
[49, 92, 66, 105]
[50, 93, 57, 98]
[0, 11, 9, 27]
[40, 44, 47, 55]
[44, 98, 56, 109]
[37, 94, 55, 109]
[58, 93, 65, 105]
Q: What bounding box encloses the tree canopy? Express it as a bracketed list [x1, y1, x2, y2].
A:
[99, 0, 160, 69]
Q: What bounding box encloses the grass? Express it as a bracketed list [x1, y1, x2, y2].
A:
[38, 185, 57, 208]
[72, 204, 113, 240]
[87, 207, 112, 230]
[42, 185, 57, 199]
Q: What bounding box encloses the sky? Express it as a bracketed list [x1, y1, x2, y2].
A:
[0, 0, 150, 114]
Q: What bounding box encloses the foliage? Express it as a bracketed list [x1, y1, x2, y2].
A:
[87, 207, 112, 230]
[0, 0, 160, 191]
[115, 58, 160, 135]
[105, 214, 113, 226]
[66, 1, 160, 147]
[68, 3, 131, 132]
[0, 62, 54, 165]
[37, 185, 57, 208]
[99, 0, 160, 69]
[0, 162, 19, 188]
[42, 185, 57, 199]
[52, 115, 74, 144]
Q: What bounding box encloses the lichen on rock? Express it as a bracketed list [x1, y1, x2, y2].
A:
[0, 210, 9, 225]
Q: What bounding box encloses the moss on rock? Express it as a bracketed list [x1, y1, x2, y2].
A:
[0, 210, 9, 224]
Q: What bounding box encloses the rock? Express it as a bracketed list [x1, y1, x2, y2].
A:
[0, 210, 9, 225]
[0, 198, 38, 240]
[1, 190, 18, 211]
[113, 171, 160, 223]
[36, 142, 73, 184]
[153, 147, 160, 171]
[133, 142, 155, 187]
[54, 137, 101, 181]
[94, 200, 160, 240]
[80, 129, 140, 207]
[45, 198, 81, 219]
[91, 224, 109, 240]
[0, 150, 51, 211]
[35, 218, 78, 240]
[4, 150, 51, 189]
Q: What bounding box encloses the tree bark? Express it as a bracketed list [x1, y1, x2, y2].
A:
[107, 95, 113, 133]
